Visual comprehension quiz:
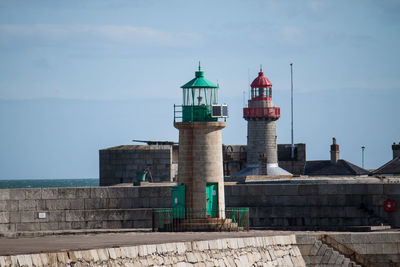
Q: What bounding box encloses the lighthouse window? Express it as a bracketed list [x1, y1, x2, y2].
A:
[183, 89, 192, 105]
[182, 87, 218, 106]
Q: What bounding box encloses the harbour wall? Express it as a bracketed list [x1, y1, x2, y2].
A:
[0, 235, 305, 267]
[2, 233, 400, 266]
[0, 187, 170, 233]
[226, 183, 400, 229]
[296, 232, 400, 267]
[0, 183, 399, 234]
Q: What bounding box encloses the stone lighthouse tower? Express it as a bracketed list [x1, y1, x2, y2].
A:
[243, 67, 291, 176]
[174, 63, 228, 219]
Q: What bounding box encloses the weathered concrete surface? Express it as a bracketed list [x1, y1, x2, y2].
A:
[0, 230, 290, 256]
[0, 230, 399, 266]
[0, 234, 305, 267]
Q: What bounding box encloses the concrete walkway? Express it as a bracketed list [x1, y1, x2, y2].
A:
[0, 230, 293, 256]
[1, 229, 398, 257]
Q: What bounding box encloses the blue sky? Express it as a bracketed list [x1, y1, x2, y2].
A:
[0, 0, 399, 178]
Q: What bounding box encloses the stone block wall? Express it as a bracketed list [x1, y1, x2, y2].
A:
[223, 145, 247, 177]
[222, 143, 306, 176]
[0, 235, 305, 267]
[296, 232, 400, 267]
[0, 187, 171, 234]
[175, 121, 226, 216]
[1, 183, 400, 234]
[247, 120, 278, 166]
[278, 143, 306, 175]
[225, 183, 400, 229]
[100, 145, 176, 186]
[99, 143, 305, 186]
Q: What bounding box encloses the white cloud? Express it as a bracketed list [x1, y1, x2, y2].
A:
[0, 24, 203, 48]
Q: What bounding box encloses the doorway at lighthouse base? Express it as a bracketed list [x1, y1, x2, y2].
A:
[206, 183, 218, 218]
[172, 183, 219, 219]
[152, 184, 249, 232]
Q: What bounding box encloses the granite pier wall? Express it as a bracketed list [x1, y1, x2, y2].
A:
[2, 233, 399, 266]
[0, 183, 399, 234]
[225, 183, 400, 229]
[0, 235, 306, 267]
[0, 187, 171, 234]
[296, 232, 400, 267]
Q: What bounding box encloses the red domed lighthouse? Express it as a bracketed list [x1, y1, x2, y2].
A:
[242, 67, 291, 176]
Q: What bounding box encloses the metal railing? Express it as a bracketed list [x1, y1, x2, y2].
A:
[152, 207, 249, 232]
[174, 104, 183, 122]
[226, 207, 250, 230]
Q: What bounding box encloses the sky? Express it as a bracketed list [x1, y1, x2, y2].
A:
[0, 0, 399, 179]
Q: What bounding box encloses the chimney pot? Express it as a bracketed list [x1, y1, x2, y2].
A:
[393, 142, 400, 159]
[330, 137, 340, 163]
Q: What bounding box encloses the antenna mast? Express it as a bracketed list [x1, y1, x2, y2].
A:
[290, 63, 295, 159]
[247, 68, 251, 101]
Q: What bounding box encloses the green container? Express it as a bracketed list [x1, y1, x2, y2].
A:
[136, 171, 147, 182]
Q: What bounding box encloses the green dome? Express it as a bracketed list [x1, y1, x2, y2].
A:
[181, 63, 218, 89]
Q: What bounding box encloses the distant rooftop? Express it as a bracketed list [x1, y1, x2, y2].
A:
[372, 157, 400, 175]
[132, 140, 177, 146]
[103, 145, 172, 151]
[304, 159, 369, 176]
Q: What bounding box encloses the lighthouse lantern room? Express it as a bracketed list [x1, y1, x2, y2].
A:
[175, 62, 227, 122]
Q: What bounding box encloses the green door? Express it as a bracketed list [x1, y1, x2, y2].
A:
[206, 183, 218, 217]
[172, 185, 185, 218]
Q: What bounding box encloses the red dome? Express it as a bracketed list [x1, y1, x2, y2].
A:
[251, 68, 272, 88]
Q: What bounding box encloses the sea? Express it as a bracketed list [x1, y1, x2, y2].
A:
[0, 178, 99, 189]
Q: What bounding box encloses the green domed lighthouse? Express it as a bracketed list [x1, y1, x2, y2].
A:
[175, 62, 227, 122]
[173, 63, 228, 223]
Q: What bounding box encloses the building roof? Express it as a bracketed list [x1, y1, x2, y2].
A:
[251, 67, 272, 88]
[372, 157, 400, 175]
[304, 159, 369, 176]
[181, 63, 218, 89]
[132, 140, 176, 145]
[103, 145, 171, 150]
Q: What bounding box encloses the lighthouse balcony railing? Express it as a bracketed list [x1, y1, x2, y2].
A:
[152, 207, 249, 232]
[243, 107, 280, 118]
[174, 104, 224, 122]
[174, 104, 183, 122]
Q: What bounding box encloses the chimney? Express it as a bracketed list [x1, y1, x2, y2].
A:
[330, 137, 339, 163]
[392, 142, 400, 159]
